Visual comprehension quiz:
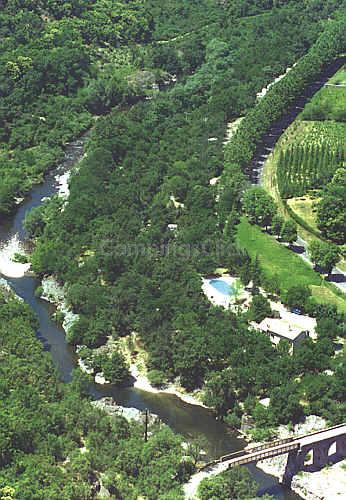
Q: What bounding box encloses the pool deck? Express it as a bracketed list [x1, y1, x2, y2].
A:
[202, 274, 250, 309]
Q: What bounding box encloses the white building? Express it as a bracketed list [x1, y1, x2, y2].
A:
[257, 317, 310, 351]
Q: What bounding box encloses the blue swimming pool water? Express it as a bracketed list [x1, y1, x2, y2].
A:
[209, 279, 234, 296]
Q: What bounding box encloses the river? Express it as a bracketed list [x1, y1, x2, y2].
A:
[0, 137, 300, 499]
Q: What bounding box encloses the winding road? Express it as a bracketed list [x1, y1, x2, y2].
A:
[250, 57, 346, 294]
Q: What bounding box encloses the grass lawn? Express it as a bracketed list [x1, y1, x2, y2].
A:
[262, 120, 345, 266]
[287, 194, 321, 234]
[236, 218, 346, 313]
[328, 65, 346, 85]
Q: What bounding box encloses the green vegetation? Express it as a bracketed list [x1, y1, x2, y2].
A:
[287, 195, 321, 235]
[236, 218, 346, 312]
[0, 287, 190, 499]
[242, 187, 277, 229]
[285, 285, 312, 313]
[277, 140, 343, 198]
[308, 240, 341, 274]
[25, 3, 345, 425]
[0, 0, 156, 216]
[328, 65, 346, 84]
[262, 66, 346, 245]
[316, 167, 346, 244]
[248, 294, 272, 323]
[302, 64, 346, 121]
[2, 2, 346, 494]
[28, 1, 340, 387]
[198, 467, 269, 500]
[237, 218, 321, 290]
[222, 18, 346, 197]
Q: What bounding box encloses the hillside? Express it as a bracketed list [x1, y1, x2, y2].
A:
[0, 1, 345, 499]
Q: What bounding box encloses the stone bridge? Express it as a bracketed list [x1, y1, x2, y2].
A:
[281, 423, 346, 486]
[183, 423, 346, 498]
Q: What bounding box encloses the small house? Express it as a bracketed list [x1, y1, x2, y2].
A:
[257, 317, 309, 351]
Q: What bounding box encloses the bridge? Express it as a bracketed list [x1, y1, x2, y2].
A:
[183, 423, 346, 499]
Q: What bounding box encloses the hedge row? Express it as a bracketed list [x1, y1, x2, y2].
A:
[221, 18, 346, 188]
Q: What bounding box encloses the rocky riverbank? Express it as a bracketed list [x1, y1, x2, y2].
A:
[91, 397, 160, 424]
[40, 276, 79, 337]
[129, 362, 208, 409]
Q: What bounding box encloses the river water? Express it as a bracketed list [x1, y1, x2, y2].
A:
[0, 137, 300, 499]
[1, 58, 341, 497]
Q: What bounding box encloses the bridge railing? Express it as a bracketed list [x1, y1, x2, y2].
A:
[218, 437, 294, 463]
[228, 442, 300, 468]
[198, 423, 345, 471]
[199, 437, 295, 470]
[298, 423, 346, 442]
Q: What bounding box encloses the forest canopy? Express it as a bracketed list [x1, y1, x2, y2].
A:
[1, 1, 346, 498]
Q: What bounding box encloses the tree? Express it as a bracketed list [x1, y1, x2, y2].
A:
[242, 187, 277, 229]
[316, 168, 346, 244]
[95, 351, 130, 385]
[249, 294, 272, 322]
[280, 220, 297, 244]
[294, 338, 333, 374]
[250, 254, 262, 292]
[285, 285, 311, 312]
[198, 467, 258, 500]
[315, 317, 339, 341]
[23, 205, 46, 238]
[271, 213, 285, 236]
[269, 383, 304, 425]
[186, 436, 208, 467]
[308, 240, 341, 274]
[203, 370, 236, 418]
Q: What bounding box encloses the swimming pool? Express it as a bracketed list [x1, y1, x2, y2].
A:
[209, 278, 235, 296]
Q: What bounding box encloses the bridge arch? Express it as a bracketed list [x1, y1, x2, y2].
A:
[302, 448, 313, 467]
[327, 441, 337, 461]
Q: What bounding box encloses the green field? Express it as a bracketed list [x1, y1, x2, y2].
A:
[262, 64, 346, 254]
[301, 64, 346, 121]
[325, 64, 346, 84]
[287, 194, 321, 234]
[236, 218, 346, 313]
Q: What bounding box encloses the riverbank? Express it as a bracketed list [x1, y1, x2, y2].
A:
[38, 278, 209, 410]
[130, 362, 208, 409]
[0, 233, 31, 278]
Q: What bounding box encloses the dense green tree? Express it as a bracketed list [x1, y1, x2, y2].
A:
[203, 370, 236, 418]
[249, 294, 272, 323]
[317, 168, 346, 244]
[271, 213, 285, 236]
[315, 317, 339, 341]
[242, 187, 277, 229]
[198, 467, 260, 500]
[269, 383, 304, 425]
[308, 240, 341, 274]
[285, 285, 311, 312]
[99, 351, 130, 385]
[280, 219, 297, 244]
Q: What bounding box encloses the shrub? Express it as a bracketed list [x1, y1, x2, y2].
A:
[34, 285, 43, 298]
[13, 252, 28, 263]
[284, 285, 312, 312]
[148, 369, 166, 388]
[249, 294, 272, 323]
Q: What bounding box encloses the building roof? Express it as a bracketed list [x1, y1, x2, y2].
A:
[258, 317, 307, 341]
[279, 310, 316, 334]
